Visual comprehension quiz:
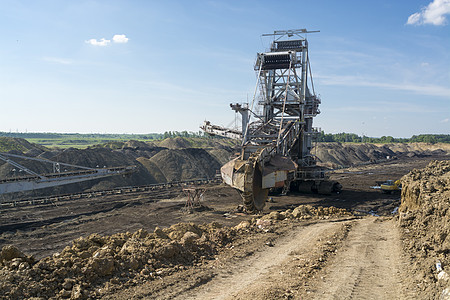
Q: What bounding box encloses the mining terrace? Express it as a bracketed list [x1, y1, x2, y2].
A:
[0, 138, 450, 299]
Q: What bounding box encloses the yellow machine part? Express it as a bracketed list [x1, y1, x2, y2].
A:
[380, 180, 401, 193]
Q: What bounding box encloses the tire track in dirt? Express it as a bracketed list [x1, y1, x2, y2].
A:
[312, 217, 410, 300]
[174, 221, 345, 300]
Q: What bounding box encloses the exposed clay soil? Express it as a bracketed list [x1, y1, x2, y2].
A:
[399, 160, 450, 299]
[1, 152, 450, 299]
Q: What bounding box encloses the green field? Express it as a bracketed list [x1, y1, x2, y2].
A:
[24, 137, 147, 149]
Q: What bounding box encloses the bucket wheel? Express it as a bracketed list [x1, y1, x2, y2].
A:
[241, 155, 268, 212]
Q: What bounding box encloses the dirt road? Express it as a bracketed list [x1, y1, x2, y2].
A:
[177, 221, 345, 300]
[312, 217, 410, 300]
[175, 218, 412, 300]
[107, 216, 414, 300]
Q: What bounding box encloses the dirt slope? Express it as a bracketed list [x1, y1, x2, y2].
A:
[0, 137, 235, 198]
[399, 160, 450, 299]
[0, 137, 46, 153]
[2, 137, 449, 197]
[314, 142, 450, 168]
[148, 148, 223, 182]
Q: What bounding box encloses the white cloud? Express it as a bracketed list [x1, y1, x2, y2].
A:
[407, 0, 450, 26]
[85, 38, 111, 46]
[407, 12, 422, 25]
[112, 34, 129, 43]
[85, 34, 129, 46]
[441, 118, 449, 123]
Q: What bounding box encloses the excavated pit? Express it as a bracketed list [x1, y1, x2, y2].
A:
[1, 138, 450, 299]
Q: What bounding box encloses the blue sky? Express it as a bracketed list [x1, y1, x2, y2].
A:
[0, 0, 449, 137]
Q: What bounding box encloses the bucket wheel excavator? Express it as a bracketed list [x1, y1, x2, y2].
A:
[203, 29, 341, 212]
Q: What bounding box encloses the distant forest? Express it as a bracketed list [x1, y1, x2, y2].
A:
[316, 132, 450, 144]
[0, 131, 203, 140]
[0, 131, 449, 146]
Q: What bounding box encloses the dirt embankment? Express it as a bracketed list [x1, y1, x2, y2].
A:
[0, 137, 236, 198]
[1, 137, 449, 199]
[399, 160, 450, 299]
[0, 205, 350, 299]
[314, 142, 450, 168]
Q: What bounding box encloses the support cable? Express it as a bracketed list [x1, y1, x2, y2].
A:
[308, 60, 316, 96]
[276, 58, 293, 147]
[242, 60, 264, 146]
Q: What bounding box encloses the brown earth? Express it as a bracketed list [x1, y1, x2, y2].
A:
[0, 151, 449, 299]
[314, 142, 450, 168]
[2, 137, 449, 200]
[0, 137, 236, 199]
[1, 139, 450, 299]
[399, 160, 450, 299]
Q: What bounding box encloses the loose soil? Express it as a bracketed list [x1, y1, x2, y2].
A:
[0, 147, 449, 299]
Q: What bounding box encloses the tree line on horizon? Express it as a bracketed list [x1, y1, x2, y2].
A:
[0, 131, 204, 140]
[316, 132, 450, 144]
[0, 131, 449, 144]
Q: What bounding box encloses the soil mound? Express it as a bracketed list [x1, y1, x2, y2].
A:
[158, 137, 193, 149]
[135, 157, 167, 183]
[0, 223, 222, 299]
[206, 148, 234, 166]
[0, 137, 46, 153]
[399, 160, 450, 298]
[314, 142, 450, 168]
[313, 143, 392, 168]
[148, 148, 222, 182]
[0, 205, 351, 299]
[2, 137, 449, 199]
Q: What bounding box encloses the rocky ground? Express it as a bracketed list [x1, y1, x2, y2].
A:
[399, 160, 450, 299]
[0, 139, 450, 299]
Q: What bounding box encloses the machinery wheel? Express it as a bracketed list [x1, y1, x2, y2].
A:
[333, 182, 343, 193]
[317, 181, 334, 194]
[318, 180, 342, 194]
[298, 181, 315, 193]
[242, 160, 268, 212]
